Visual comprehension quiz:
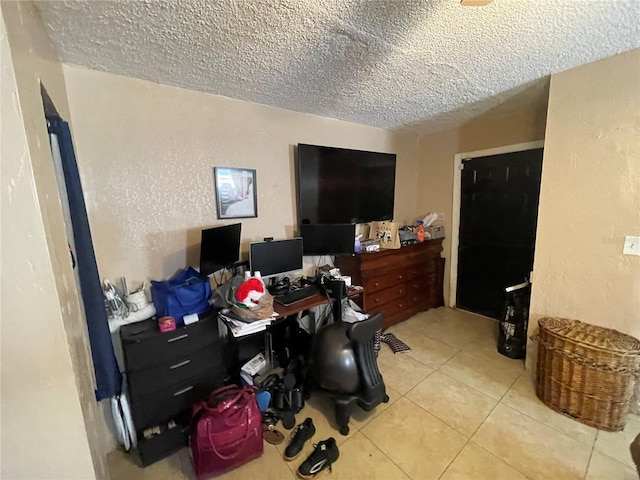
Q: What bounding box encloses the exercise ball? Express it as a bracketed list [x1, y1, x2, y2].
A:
[309, 322, 361, 394]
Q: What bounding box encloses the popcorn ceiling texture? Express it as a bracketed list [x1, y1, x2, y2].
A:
[35, 0, 640, 132]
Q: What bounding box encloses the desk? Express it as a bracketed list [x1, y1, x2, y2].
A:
[229, 287, 364, 371]
[273, 286, 364, 326]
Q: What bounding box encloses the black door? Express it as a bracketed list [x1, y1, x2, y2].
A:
[456, 148, 543, 320]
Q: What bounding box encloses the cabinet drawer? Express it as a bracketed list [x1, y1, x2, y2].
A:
[122, 315, 219, 372]
[128, 345, 224, 397]
[363, 268, 408, 294]
[367, 297, 409, 320]
[130, 369, 223, 429]
[137, 414, 190, 467]
[404, 264, 425, 281]
[364, 284, 406, 310]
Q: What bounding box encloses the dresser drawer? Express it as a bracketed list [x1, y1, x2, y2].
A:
[364, 283, 406, 310]
[367, 296, 409, 320]
[363, 268, 408, 294]
[128, 345, 224, 397]
[130, 369, 223, 429]
[137, 412, 190, 467]
[122, 314, 219, 372]
[404, 264, 425, 281]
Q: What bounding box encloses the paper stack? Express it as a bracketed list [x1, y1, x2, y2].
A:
[218, 310, 276, 337]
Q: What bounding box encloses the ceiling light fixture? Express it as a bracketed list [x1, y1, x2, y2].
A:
[460, 0, 493, 6]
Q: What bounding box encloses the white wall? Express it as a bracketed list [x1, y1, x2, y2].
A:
[62, 65, 421, 285]
[0, 4, 97, 478]
[527, 48, 640, 368]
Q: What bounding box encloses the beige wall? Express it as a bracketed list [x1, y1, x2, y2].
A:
[0, 3, 98, 479]
[1, 2, 112, 478]
[416, 106, 548, 304]
[62, 65, 421, 285]
[527, 48, 640, 368]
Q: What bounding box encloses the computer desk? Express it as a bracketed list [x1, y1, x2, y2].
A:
[273, 286, 364, 325]
[227, 286, 364, 372]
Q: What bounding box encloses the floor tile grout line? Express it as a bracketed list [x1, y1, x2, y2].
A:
[468, 373, 519, 439]
[434, 366, 520, 402]
[393, 366, 489, 480]
[495, 384, 599, 449]
[583, 433, 597, 480]
[455, 374, 536, 480]
[467, 440, 535, 480]
[357, 427, 416, 480]
[435, 437, 471, 480]
[590, 434, 638, 469]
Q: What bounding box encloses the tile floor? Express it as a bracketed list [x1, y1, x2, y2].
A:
[108, 307, 639, 480]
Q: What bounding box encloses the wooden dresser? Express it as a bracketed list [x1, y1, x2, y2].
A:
[335, 239, 444, 330]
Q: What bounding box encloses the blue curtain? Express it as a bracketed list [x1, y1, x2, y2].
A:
[47, 116, 122, 400]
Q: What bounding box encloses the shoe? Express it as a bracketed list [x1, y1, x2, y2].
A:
[284, 417, 315, 460]
[297, 437, 339, 478]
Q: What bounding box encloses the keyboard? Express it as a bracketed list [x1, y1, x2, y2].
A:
[274, 284, 323, 306]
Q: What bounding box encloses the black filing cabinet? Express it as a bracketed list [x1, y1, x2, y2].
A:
[120, 309, 226, 466]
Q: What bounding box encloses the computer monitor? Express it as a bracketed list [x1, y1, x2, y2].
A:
[199, 223, 241, 276]
[249, 238, 303, 279]
[300, 223, 355, 255]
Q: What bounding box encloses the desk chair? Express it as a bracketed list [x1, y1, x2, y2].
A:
[308, 312, 388, 435]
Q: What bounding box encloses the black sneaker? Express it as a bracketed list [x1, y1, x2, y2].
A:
[297, 437, 339, 478]
[284, 417, 315, 460]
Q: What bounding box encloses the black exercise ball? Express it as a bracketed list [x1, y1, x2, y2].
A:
[309, 322, 361, 394]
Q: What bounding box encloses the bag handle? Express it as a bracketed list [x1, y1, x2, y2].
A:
[201, 385, 250, 414]
[206, 394, 253, 461]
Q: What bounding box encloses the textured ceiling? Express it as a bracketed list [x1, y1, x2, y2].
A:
[35, 0, 640, 132]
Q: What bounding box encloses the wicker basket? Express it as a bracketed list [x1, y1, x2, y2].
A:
[536, 317, 640, 431]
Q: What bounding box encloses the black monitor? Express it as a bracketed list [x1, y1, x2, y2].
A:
[300, 224, 355, 255]
[199, 223, 241, 276]
[249, 238, 303, 280]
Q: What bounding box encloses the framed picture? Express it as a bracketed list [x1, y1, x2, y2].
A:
[214, 167, 257, 219]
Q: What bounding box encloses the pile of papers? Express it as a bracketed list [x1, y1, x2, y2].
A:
[218, 310, 277, 337]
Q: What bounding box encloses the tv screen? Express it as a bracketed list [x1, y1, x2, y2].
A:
[199, 223, 241, 276]
[249, 238, 303, 279]
[296, 144, 396, 224]
[300, 224, 355, 255]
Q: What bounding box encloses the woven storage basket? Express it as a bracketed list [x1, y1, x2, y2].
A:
[536, 317, 640, 431]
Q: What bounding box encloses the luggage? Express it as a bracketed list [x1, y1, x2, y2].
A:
[190, 385, 263, 479]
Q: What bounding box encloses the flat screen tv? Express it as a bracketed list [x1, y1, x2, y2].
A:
[296, 144, 396, 225]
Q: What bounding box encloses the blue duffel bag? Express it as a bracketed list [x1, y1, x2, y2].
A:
[151, 267, 211, 325]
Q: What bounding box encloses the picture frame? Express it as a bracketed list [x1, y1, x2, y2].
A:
[214, 167, 257, 219]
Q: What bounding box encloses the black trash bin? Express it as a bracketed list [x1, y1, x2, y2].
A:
[498, 280, 530, 359]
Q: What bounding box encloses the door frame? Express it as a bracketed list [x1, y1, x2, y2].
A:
[449, 140, 545, 308]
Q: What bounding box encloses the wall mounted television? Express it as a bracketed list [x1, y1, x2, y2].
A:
[296, 144, 396, 225]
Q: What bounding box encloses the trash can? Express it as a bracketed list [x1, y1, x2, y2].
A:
[498, 280, 530, 359]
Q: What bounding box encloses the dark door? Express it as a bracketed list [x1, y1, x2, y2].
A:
[456, 148, 543, 320]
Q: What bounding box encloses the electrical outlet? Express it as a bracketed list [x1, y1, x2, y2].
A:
[623, 236, 640, 256]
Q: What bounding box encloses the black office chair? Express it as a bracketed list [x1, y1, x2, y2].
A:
[308, 311, 389, 435]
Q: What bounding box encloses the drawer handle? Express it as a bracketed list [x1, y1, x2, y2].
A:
[397, 274, 404, 280]
[173, 386, 194, 396]
[169, 359, 191, 369]
[168, 333, 189, 343]
[373, 282, 379, 288]
[374, 297, 380, 303]
[397, 303, 404, 309]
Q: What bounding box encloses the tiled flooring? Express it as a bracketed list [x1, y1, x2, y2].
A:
[108, 307, 639, 480]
